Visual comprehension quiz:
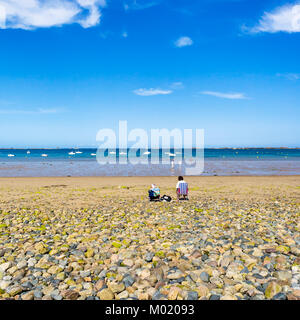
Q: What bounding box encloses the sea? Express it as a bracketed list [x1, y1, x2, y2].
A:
[0, 148, 299, 177]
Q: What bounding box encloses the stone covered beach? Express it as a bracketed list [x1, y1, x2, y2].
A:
[0, 176, 299, 300]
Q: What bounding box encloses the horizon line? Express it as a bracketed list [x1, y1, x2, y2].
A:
[0, 146, 299, 150]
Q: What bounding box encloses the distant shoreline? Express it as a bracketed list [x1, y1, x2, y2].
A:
[0, 147, 299, 150]
[0, 174, 299, 180]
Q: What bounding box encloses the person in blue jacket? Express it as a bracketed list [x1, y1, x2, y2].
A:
[148, 184, 160, 201]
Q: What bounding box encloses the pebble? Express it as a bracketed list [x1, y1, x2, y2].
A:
[97, 288, 114, 300]
[22, 281, 34, 290]
[117, 290, 129, 299]
[265, 282, 282, 299]
[274, 271, 292, 282]
[62, 290, 79, 300]
[0, 262, 12, 273]
[0, 280, 11, 290]
[34, 290, 43, 299]
[152, 291, 164, 300]
[6, 285, 23, 297]
[108, 282, 125, 293]
[21, 291, 34, 300]
[145, 252, 155, 262]
[187, 291, 198, 300]
[200, 272, 210, 282]
[272, 292, 287, 300]
[123, 276, 135, 287]
[168, 286, 180, 300]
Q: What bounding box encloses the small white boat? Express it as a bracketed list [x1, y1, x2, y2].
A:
[143, 151, 151, 155]
[165, 152, 176, 156]
[119, 152, 127, 155]
[75, 151, 82, 154]
[27, 151, 30, 154]
[91, 153, 96, 156]
[41, 154, 48, 157]
[8, 154, 15, 157]
[109, 151, 116, 154]
[68, 152, 75, 155]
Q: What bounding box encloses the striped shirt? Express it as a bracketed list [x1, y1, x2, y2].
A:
[176, 181, 188, 195]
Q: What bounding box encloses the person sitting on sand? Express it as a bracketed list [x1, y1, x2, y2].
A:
[148, 184, 160, 201]
[176, 176, 189, 200]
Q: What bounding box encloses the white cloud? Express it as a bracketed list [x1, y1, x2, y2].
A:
[133, 88, 173, 96]
[249, 3, 300, 33]
[276, 72, 300, 80]
[170, 81, 184, 89]
[124, 1, 158, 11]
[0, 108, 65, 114]
[38, 108, 64, 114]
[0, 0, 106, 30]
[201, 91, 248, 100]
[174, 36, 193, 48]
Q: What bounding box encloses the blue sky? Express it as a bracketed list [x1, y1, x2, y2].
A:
[0, 0, 299, 148]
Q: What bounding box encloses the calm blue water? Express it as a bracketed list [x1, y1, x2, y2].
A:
[0, 148, 299, 176]
[0, 148, 299, 161]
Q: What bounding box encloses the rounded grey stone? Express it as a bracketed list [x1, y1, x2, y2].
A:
[34, 290, 43, 299]
[123, 275, 135, 287]
[272, 293, 287, 300]
[145, 252, 154, 262]
[200, 272, 209, 282]
[187, 291, 198, 300]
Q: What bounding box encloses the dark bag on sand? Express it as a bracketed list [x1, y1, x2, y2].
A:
[160, 195, 172, 202]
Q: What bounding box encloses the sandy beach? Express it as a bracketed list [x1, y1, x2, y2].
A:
[0, 176, 299, 300]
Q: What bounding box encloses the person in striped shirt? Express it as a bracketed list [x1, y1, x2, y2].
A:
[176, 176, 189, 201]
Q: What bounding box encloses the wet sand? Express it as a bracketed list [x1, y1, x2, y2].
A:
[0, 159, 299, 177]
